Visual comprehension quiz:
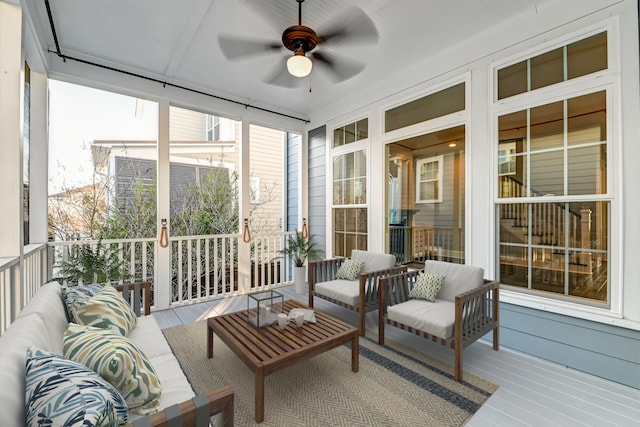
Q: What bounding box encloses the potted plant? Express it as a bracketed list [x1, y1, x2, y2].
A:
[277, 231, 323, 293]
[54, 240, 124, 285]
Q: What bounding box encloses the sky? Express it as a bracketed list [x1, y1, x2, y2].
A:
[48, 80, 158, 193]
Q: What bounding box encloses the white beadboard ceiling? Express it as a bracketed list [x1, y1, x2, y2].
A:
[24, 0, 549, 120]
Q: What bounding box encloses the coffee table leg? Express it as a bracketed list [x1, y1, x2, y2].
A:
[351, 334, 359, 373]
[207, 323, 214, 359]
[255, 369, 265, 423]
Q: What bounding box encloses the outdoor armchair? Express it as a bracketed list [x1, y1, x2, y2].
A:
[378, 260, 500, 381]
[308, 249, 405, 335]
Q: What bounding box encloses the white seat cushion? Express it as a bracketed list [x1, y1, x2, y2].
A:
[315, 279, 360, 306]
[424, 261, 484, 302]
[387, 298, 455, 339]
[128, 315, 174, 359]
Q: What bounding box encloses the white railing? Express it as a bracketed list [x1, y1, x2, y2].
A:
[1, 231, 297, 335]
[49, 231, 295, 308]
[48, 238, 157, 286]
[0, 243, 48, 336]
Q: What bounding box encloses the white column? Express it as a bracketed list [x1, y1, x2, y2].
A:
[155, 99, 171, 309]
[29, 71, 49, 244]
[238, 119, 251, 292]
[0, 1, 23, 257]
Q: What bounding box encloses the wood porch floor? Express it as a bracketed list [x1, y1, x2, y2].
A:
[152, 285, 640, 426]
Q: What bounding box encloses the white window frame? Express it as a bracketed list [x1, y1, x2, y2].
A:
[415, 155, 443, 203]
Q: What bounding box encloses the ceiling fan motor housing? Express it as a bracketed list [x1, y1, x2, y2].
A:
[282, 25, 319, 53]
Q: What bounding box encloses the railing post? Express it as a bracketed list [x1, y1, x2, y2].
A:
[580, 208, 593, 273]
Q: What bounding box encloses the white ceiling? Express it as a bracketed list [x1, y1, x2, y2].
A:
[25, 0, 549, 120]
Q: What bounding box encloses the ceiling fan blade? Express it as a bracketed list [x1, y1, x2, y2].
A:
[218, 35, 282, 60]
[312, 51, 365, 82]
[318, 6, 378, 46]
[264, 57, 304, 88]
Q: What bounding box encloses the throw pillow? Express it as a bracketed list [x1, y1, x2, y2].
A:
[25, 347, 129, 427]
[72, 284, 137, 336]
[63, 323, 162, 415]
[61, 283, 104, 323]
[409, 273, 445, 302]
[335, 259, 365, 281]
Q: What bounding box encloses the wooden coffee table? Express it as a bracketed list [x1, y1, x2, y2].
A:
[207, 299, 359, 423]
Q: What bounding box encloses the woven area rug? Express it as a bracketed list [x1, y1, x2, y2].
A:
[163, 320, 497, 426]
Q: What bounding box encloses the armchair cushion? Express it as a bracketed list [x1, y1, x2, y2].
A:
[409, 273, 445, 302]
[315, 279, 361, 306]
[387, 299, 455, 339]
[351, 250, 396, 274]
[335, 259, 365, 281]
[424, 260, 484, 302]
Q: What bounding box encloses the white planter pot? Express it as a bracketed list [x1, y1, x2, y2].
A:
[293, 266, 307, 294]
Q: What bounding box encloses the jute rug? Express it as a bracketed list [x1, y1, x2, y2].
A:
[163, 320, 497, 426]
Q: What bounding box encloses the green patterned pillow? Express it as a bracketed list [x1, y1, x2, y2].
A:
[72, 284, 137, 336]
[335, 259, 365, 281]
[409, 273, 445, 302]
[63, 323, 162, 415]
[61, 283, 104, 323]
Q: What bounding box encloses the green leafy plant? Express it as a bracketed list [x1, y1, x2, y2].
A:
[277, 231, 323, 267]
[55, 240, 124, 285]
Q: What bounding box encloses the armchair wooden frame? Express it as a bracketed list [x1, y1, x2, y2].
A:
[308, 258, 406, 336]
[117, 282, 235, 427]
[378, 270, 500, 381]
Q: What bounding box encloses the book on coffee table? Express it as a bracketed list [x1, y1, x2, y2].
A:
[288, 308, 316, 323]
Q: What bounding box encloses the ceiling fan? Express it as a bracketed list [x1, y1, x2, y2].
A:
[218, 0, 379, 87]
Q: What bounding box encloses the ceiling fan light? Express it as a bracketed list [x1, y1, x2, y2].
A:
[287, 53, 312, 77]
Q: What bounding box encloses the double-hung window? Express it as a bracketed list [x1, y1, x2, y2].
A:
[494, 30, 612, 306]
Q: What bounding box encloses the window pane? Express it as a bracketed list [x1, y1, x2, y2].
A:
[385, 83, 465, 132]
[345, 122, 356, 144]
[567, 32, 607, 79]
[333, 208, 368, 257]
[531, 48, 564, 90]
[530, 101, 564, 151]
[498, 61, 527, 99]
[531, 248, 565, 293]
[568, 91, 606, 146]
[499, 244, 528, 288]
[530, 150, 564, 196]
[356, 118, 368, 140]
[333, 128, 344, 147]
[568, 144, 606, 195]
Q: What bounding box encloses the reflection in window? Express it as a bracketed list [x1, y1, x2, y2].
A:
[332, 146, 367, 257]
[333, 118, 368, 148]
[498, 201, 608, 303]
[416, 156, 442, 203]
[497, 32, 607, 100]
[386, 126, 465, 265]
[497, 91, 607, 198]
[385, 83, 465, 132]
